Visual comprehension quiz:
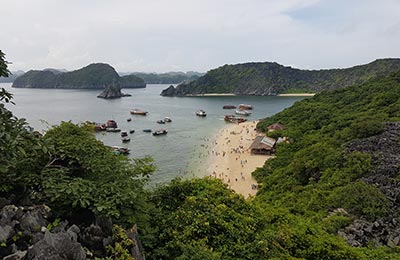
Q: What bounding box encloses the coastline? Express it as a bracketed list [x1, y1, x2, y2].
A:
[206, 120, 272, 198]
[277, 93, 315, 97]
[185, 93, 236, 96]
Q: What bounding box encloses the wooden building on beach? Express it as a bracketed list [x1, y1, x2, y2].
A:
[249, 136, 276, 155]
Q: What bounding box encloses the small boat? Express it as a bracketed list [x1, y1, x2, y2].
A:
[111, 146, 130, 155]
[121, 131, 128, 137]
[143, 129, 152, 133]
[122, 136, 131, 143]
[127, 118, 132, 122]
[235, 110, 252, 116]
[223, 105, 236, 109]
[106, 128, 121, 132]
[239, 104, 253, 110]
[94, 123, 107, 131]
[130, 109, 148, 115]
[157, 120, 166, 124]
[106, 120, 118, 128]
[164, 117, 172, 122]
[153, 129, 168, 136]
[196, 110, 207, 117]
[224, 115, 247, 124]
[129, 129, 135, 134]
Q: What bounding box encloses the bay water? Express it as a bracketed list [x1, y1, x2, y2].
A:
[2, 83, 305, 186]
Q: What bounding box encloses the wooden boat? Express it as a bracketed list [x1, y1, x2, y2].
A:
[164, 117, 172, 122]
[143, 129, 152, 133]
[235, 110, 252, 116]
[111, 146, 130, 155]
[224, 115, 247, 124]
[130, 109, 148, 115]
[121, 136, 131, 142]
[106, 120, 118, 128]
[157, 120, 166, 124]
[121, 131, 128, 137]
[196, 110, 207, 117]
[153, 129, 168, 136]
[223, 105, 236, 109]
[129, 129, 135, 134]
[238, 104, 253, 110]
[106, 128, 121, 132]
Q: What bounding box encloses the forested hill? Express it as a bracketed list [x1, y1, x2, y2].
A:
[161, 58, 400, 96]
[132, 71, 203, 84]
[12, 63, 146, 89]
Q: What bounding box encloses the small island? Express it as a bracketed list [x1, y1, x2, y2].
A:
[97, 82, 132, 99]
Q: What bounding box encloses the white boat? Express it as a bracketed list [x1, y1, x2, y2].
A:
[235, 110, 252, 116]
[196, 110, 207, 117]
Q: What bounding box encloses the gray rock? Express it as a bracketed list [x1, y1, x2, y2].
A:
[97, 82, 131, 99]
[127, 224, 146, 260]
[160, 85, 176, 96]
[0, 205, 18, 224]
[3, 250, 27, 260]
[0, 225, 15, 242]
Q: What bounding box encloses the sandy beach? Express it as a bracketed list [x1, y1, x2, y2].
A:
[277, 93, 315, 97]
[207, 120, 272, 198]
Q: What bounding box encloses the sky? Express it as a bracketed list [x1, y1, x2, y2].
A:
[1, 0, 400, 73]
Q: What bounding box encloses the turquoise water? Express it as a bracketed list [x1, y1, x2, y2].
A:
[2, 83, 306, 185]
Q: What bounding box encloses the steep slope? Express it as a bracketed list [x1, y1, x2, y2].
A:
[161, 58, 400, 96]
[12, 63, 146, 89]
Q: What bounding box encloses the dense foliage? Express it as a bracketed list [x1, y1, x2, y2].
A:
[162, 58, 400, 96]
[12, 63, 146, 89]
[132, 71, 203, 84]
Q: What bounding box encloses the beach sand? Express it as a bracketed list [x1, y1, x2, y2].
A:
[207, 120, 272, 198]
[277, 93, 315, 97]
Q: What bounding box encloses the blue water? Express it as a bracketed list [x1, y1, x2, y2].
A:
[2, 83, 306, 185]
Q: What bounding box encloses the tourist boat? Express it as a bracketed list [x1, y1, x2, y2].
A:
[106, 120, 118, 128]
[111, 146, 130, 155]
[196, 110, 207, 117]
[121, 131, 128, 137]
[223, 105, 236, 109]
[224, 115, 247, 124]
[157, 119, 166, 124]
[143, 129, 152, 133]
[153, 129, 168, 136]
[130, 109, 148, 115]
[129, 129, 135, 134]
[121, 136, 131, 143]
[235, 110, 252, 116]
[164, 117, 172, 122]
[127, 118, 132, 122]
[238, 104, 253, 110]
[106, 128, 121, 132]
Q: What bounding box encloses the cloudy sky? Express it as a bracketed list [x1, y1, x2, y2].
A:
[1, 0, 400, 73]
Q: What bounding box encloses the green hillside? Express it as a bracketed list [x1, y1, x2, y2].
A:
[161, 58, 400, 96]
[12, 63, 146, 89]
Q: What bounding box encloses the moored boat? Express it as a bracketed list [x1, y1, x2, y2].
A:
[143, 129, 152, 133]
[127, 118, 132, 122]
[106, 120, 118, 128]
[111, 146, 130, 155]
[224, 115, 247, 124]
[153, 129, 168, 136]
[223, 105, 236, 109]
[121, 136, 131, 142]
[129, 129, 135, 134]
[130, 109, 148, 115]
[157, 119, 166, 124]
[121, 131, 128, 137]
[106, 128, 121, 132]
[238, 104, 253, 110]
[196, 110, 207, 117]
[235, 110, 252, 116]
[164, 117, 172, 122]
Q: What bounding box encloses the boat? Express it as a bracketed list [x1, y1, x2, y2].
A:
[224, 115, 247, 124]
[129, 129, 135, 134]
[153, 129, 168, 136]
[106, 128, 121, 132]
[239, 104, 253, 110]
[127, 118, 132, 122]
[157, 120, 166, 124]
[111, 146, 130, 155]
[130, 109, 148, 115]
[106, 120, 118, 128]
[223, 105, 236, 109]
[143, 129, 152, 133]
[121, 136, 131, 143]
[94, 123, 106, 131]
[121, 131, 128, 137]
[196, 110, 207, 117]
[235, 110, 252, 116]
[164, 117, 172, 122]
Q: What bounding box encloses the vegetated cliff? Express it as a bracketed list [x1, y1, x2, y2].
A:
[97, 82, 132, 99]
[12, 63, 146, 89]
[161, 58, 400, 96]
[132, 71, 203, 84]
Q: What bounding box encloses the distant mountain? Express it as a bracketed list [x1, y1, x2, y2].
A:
[161, 59, 400, 96]
[0, 70, 24, 83]
[12, 63, 146, 89]
[131, 71, 204, 84]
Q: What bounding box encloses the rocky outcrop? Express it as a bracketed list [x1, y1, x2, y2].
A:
[160, 85, 177, 96]
[340, 123, 400, 247]
[97, 82, 132, 99]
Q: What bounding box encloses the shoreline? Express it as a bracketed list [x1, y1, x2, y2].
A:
[185, 93, 236, 97]
[206, 120, 272, 198]
[277, 93, 315, 97]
